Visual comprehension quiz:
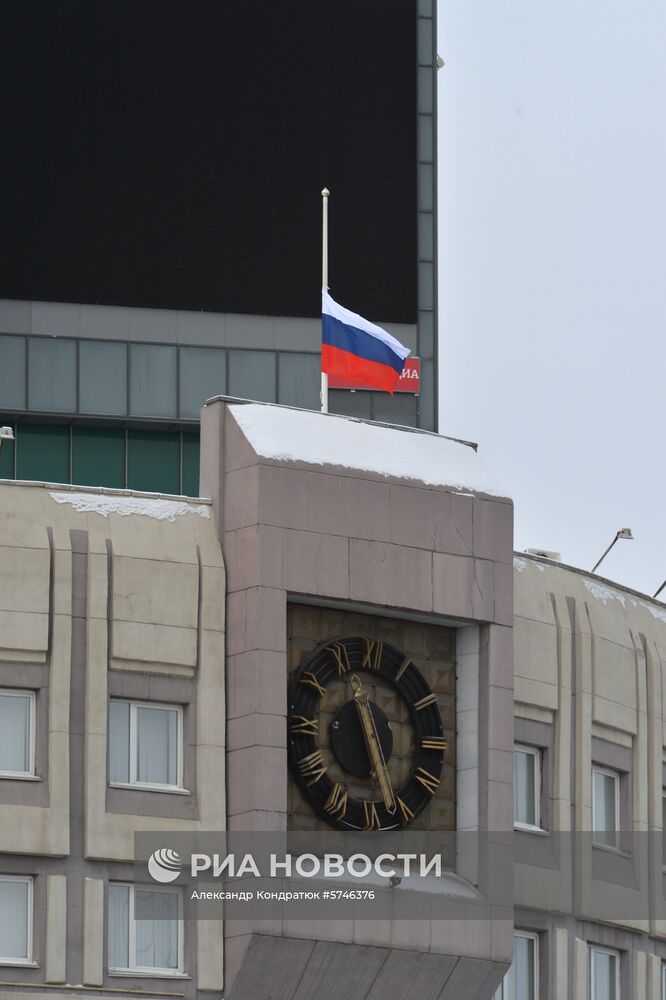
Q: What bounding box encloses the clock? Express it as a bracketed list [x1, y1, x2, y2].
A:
[287, 635, 447, 831]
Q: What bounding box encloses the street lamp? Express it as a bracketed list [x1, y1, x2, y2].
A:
[591, 528, 634, 574]
[0, 426, 14, 457]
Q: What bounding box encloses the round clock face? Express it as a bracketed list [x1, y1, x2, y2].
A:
[288, 636, 447, 831]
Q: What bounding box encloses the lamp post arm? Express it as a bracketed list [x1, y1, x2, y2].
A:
[591, 534, 619, 575]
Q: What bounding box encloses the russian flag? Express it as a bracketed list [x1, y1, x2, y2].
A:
[322, 291, 411, 394]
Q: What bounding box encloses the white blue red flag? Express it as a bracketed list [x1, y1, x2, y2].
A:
[322, 291, 411, 394]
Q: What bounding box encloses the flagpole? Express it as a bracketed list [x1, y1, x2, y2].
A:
[320, 187, 330, 413]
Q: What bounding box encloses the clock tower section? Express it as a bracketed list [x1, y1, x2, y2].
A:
[201, 398, 514, 1000]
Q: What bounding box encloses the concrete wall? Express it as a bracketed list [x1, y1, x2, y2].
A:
[513, 553, 666, 997]
[200, 398, 515, 1000]
[0, 481, 226, 1000]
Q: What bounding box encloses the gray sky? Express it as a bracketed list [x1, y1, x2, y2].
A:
[437, 1, 666, 597]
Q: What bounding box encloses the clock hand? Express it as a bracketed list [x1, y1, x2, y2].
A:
[350, 674, 397, 816]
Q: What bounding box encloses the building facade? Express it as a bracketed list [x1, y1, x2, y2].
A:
[510, 553, 666, 999]
[2, 400, 665, 998]
[0, 1, 439, 496]
[0, 477, 226, 997]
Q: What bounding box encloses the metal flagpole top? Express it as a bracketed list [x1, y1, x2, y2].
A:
[321, 188, 330, 198]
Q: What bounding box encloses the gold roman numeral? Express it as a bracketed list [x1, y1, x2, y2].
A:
[420, 735, 448, 751]
[300, 672, 326, 697]
[327, 642, 351, 676]
[397, 795, 414, 824]
[362, 799, 382, 831]
[297, 750, 327, 785]
[413, 692, 438, 711]
[291, 715, 319, 735]
[414, 766, 440, 796]
[394, 656, 411, 681]
[324, 782, 349, 819]
[362, 639, 383, 671]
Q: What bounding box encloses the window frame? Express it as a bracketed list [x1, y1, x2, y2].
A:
[108, 700, 184, 793]
[592, 765, 621, 850]
[107, 882, 184, 977]
[494, 930, 539, 1000]
[0, 875, 33, 966]
[589, 944, 620, 1000]
[513, 743, 542, 832]
[0, 689, 36, 779]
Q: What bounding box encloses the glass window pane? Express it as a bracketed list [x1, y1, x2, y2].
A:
[127, 430, 179, 494]
[109, 701, 130, 784]
[136, 707, 178, 786]
[182, 433, 200, 498]
[329, 389, 372, 420]
[417, 67, 433, 113]
[418, 260, 434, 309]
[0, 694, 30, 773]
[373, 392, 418, 428]
[417, 17, 432, 66]
[417, 115, 433, 163]
[0, 335, 26, 410]
[228, 350, 276, 403]
[108, 884, 129, 969]
[514, 936, 535, 1000]
[134, 889, 179, 970]
[278, 353, 320, 410]
[418, 212, 434, 261]
[0, 880, 28, 960]
[501, 935, 536, 1000]
[592, 950, 617, 1000]
[418, 163, 434, 212]
[418, 358, 435, 431]
[129, 344, 177, 418]
[179, 347, 226, 419]
[514, 750, 536, 826]
[418, 310, 434, 358]
[28, 338, 76, 411]
[16, 425, 70, 485]
[79, 341, 127, 416]
[593, 771, 617, 846]
[72, 427, 125, 489]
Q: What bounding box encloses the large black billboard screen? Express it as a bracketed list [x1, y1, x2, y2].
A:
[0, 2, 416, 323]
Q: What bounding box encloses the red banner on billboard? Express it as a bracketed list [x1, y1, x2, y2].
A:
[328, 357, 420, 394]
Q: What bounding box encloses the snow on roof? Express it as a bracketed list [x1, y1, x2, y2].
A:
[229, 403, 509, 498]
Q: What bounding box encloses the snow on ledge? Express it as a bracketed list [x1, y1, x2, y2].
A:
[584, 578, 627, 607]
[229, 403, 509, 497]
[50, 491, 211, 522]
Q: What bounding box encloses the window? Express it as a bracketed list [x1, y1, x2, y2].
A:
[662, 792, 666, 870]
[592, 767, 620, 849]
[590, 946, 619, 1000]
[108, 884, 183, 975]
[0, 876, 32, 964]
[494, 931, 538, 1000]
[0, 690, 35, 778]
[662, 962, 666, 1000]
[514, 745, 541, 830]
[109, 701, 182, 791]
